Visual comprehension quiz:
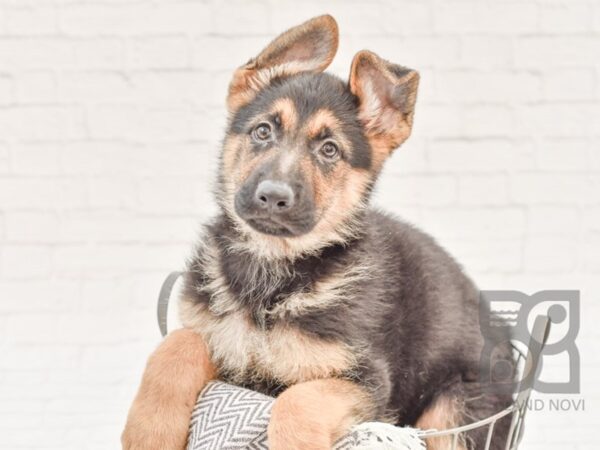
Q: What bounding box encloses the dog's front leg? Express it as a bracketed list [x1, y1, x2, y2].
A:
[267, 378, 378, 450]
[121, 328, 216, 450]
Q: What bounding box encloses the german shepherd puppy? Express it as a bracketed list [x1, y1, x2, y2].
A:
[122, 15, 515, 450]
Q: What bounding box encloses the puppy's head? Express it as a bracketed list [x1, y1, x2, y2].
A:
[217, 15, 419, 258]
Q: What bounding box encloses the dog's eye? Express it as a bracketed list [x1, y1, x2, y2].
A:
[252, 123, 272, 142]
[320, 142, 339, 160]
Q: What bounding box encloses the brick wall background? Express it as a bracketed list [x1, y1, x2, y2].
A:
[0, 0, 598, 448]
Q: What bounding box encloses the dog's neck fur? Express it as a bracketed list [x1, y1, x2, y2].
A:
[186, 212, 368, 328]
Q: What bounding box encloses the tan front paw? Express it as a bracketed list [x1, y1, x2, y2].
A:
[121, 401, 190, 450]
[267, 388, 334, 450]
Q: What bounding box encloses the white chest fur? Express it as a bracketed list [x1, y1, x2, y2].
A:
[179, 299, 357, 385]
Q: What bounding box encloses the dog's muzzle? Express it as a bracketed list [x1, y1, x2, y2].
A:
[234, 178, 315, 237]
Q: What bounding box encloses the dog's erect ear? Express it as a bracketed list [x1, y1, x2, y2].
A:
[227, 15, 339, 111]
[349, 50, 419, 156]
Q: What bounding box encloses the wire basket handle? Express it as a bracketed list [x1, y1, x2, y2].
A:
[506, 315, 552, 450]
[157, 271, 183, 337]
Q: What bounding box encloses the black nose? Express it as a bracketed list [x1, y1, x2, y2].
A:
[255, 180, 294, 212]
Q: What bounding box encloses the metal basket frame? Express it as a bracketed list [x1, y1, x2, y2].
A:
[157, 272, 552, 450]
[418, 316, 551, 450]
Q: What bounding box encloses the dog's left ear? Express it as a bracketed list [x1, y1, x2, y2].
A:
[227, 15, 339, 111]
[349, 50, 419, 155]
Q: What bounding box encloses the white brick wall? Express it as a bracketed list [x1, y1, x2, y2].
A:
[0, 0, 598, 448]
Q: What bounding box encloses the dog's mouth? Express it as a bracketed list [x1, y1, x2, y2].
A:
[245, 217, 297, 237]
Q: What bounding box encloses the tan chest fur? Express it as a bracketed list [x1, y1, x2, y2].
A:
[179, 298, 357, 386]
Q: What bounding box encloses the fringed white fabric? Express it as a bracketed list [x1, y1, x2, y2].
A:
[339, 422, 426, 450]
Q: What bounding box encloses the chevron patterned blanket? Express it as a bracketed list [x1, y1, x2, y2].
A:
[186, 381, 426, 450]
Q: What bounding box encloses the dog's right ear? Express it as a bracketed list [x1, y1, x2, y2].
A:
[349, 50, 419, 160]
[227, 15, 339, 112]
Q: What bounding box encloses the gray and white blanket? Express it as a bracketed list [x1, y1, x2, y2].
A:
[186, 381, 425, 450]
